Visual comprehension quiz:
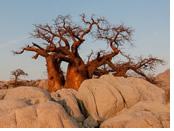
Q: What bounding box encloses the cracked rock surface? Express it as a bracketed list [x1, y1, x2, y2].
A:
[155, 69, 170, 103]
[0, 71, 170, 128]
[0, 86, 51, 104]
[100, 101, 170, 128]
[51, 88, 85, 123]
[78, 74, 166, 120]
[0, 87, 79, 128]
[0, 101, 79, 128]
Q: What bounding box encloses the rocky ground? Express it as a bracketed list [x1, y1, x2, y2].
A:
[155, 69, 170, 103]
[0, 69, 170, 128]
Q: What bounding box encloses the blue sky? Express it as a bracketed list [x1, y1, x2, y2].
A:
[0, 0, 170, 81]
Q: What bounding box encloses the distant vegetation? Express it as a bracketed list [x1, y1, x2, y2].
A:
[11, 69, 28, 87]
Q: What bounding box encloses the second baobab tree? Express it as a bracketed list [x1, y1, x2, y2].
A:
[13, 14, 164, 92]
[11, 69, 28, 87]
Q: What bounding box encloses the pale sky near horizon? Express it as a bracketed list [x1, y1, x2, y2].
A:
[0, 0, 170, 81]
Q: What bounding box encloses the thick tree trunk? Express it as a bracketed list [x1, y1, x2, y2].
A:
[64, 64, 88, 91]
[46, 55, 65, 92]
[14, 76, 18, 87]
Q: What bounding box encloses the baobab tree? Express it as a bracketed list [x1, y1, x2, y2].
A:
[13, 14, 162, 92]
[11, 69, 28, 87]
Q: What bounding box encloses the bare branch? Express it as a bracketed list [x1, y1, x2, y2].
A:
[87, 50, 94, 63]
[32, 53, 39, 59]
[32, 42, 45, 50]
[13, 45, 48, 58]
[100, 55, 165, 83]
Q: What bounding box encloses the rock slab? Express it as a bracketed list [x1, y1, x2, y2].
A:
[2, 86, 51, 104]
[78, 74, 166, 120]
[0, 101, 79, 128]
[100, 101, 170, 128]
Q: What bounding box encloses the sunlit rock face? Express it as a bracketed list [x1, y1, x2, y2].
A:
[78, 74, 166, 120]
[155, 69, 170, 102]
[0, 72, 170, 128]
[51, 88, 85, 123]
[100, 101, 170, 128]
[38, 79, 49, 90]
[1, 86, 51, 104]
[0, 101, 79, 128]
[0, 87, 79, 128]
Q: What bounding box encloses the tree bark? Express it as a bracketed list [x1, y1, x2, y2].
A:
[14, 75, 18, 87]
[113, 69, 127, 77]
[46, 55, 65, 92]
[64, 64, 88, 91]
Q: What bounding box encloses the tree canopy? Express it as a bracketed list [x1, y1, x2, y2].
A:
[13, 14, 164, 92]
[11, 69, 28, 86]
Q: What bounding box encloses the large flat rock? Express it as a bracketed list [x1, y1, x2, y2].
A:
[0, 101, 79, 128]
[2, 86, 51, 104]
[78, 74, 166, 120]
[100, 101, 170, 128]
